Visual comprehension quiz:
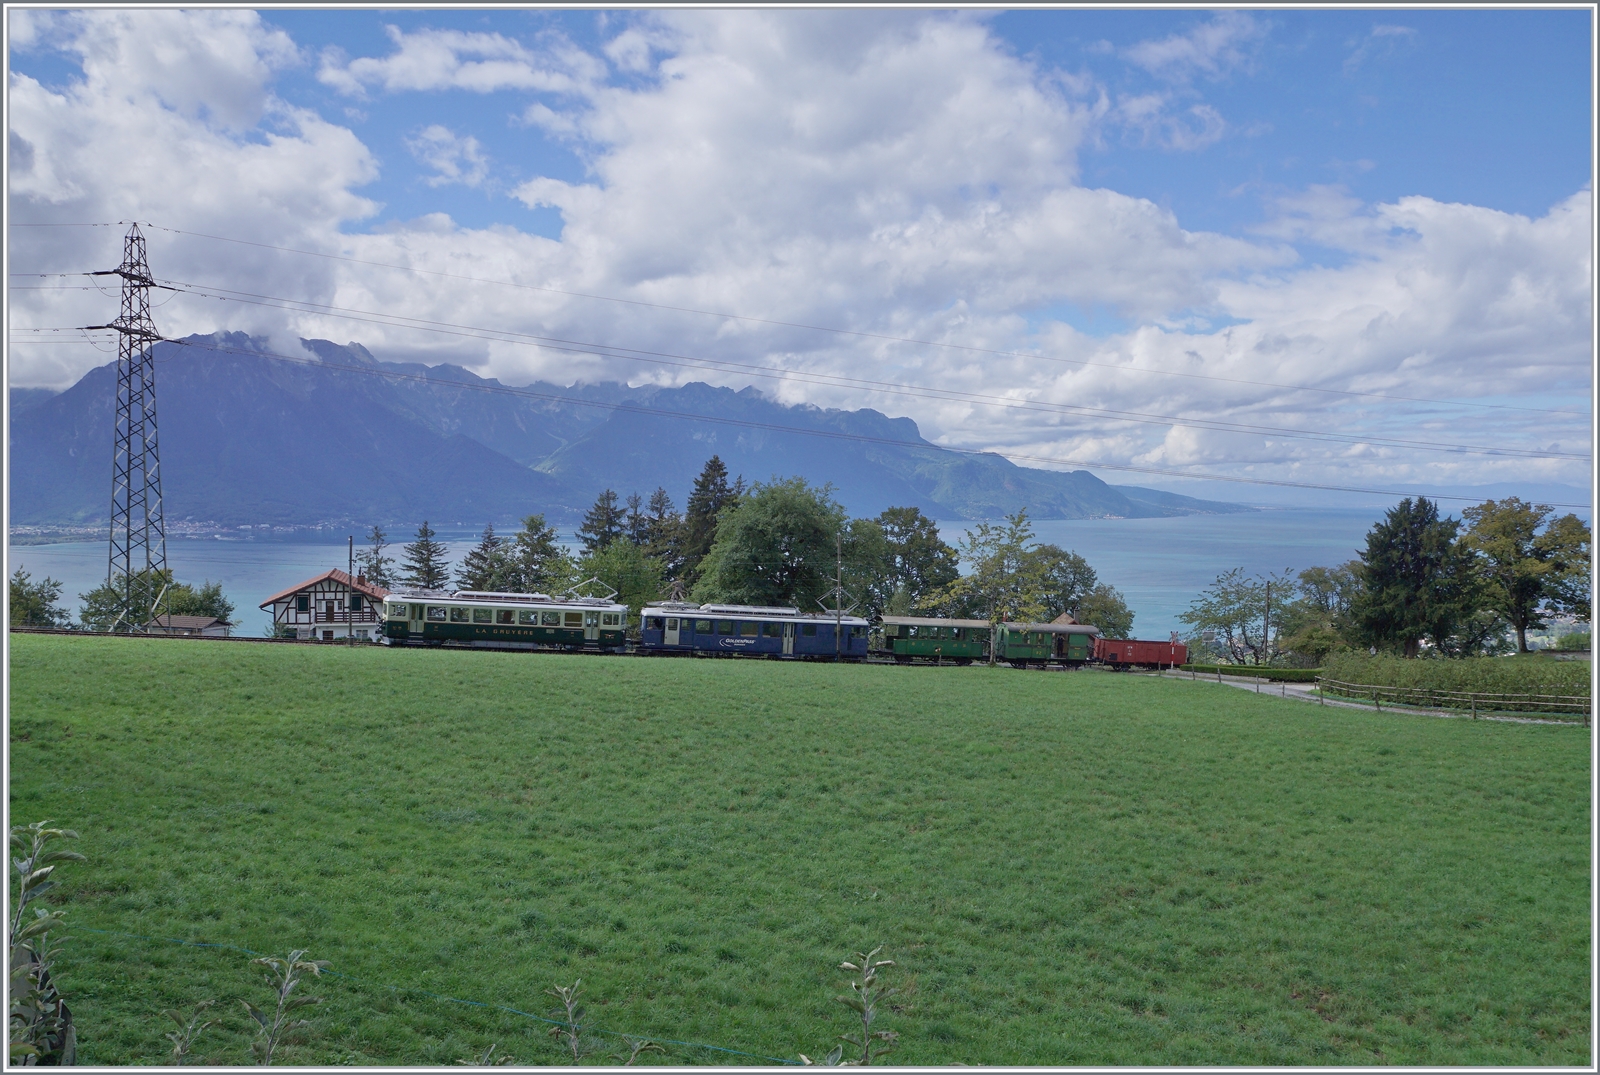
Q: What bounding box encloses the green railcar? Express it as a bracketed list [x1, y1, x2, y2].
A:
[878, 616, 991, 663]
[381, 589, 628, 651]
[996, 622, 1100, 667]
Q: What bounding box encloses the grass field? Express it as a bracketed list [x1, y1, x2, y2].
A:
[7, 634, 1591, 1066]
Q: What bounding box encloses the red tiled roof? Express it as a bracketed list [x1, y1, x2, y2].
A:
[259, 568, 391, 609]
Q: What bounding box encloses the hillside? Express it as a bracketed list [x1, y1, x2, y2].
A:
[8, 333, 1252, 527]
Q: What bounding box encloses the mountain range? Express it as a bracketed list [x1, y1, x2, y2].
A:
[8, 333, 1251, 529]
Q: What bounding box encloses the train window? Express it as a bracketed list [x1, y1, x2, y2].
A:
[696, 619, 711, 632]
[716, 620, 734, 634]
[802, 624, 817, 636]
[906, 625, 918, 638]
[739, 621, 758, 637]
[542, 611, 561, 626]
[426, 606, 448, 621]
[644, 617, 661, 631]
[884, 624, 899, 637]
[473, 608, 493, 623]
[564, 612, 583, 627]
[952, 628, 963, 640]
[762, 622, 781, 637]
[450, 608, 470, 622]
[602, 613, 621, 627]
[388, 603, 407, 619]
[497, 610, 515, 625]
[519, 610, 539, 625]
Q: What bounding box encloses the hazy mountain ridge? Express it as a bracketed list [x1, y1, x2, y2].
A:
[8, 333, 1253, 527]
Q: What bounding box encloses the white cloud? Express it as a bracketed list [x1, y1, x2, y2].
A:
[6, 10, 1590, 496]
[404, 124, 489, 188]
[317, 24, 604, 97]
[1344, 24, 1418, 75]
[1115, 94, 1228, 151]
[1124, 11, 1267, 82]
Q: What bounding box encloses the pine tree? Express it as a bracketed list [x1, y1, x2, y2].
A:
[644, 486, 685, 580]
[355, 525, 396, 588]
[506, 514, 577, 594]
[578, 489, 626, 553]
[681, 456, 742, 579]
[456, 523, 510, 591]
[623, 492, 650, 546]
[400, 521, 452, 590]
[1350, 497, 1479, 657]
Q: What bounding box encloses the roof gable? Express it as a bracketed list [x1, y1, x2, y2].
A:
[260, 568, 390, 609]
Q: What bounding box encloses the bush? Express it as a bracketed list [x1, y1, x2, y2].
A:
[1321, 651, 1589, 700]
[1553, 631, 1590, 651]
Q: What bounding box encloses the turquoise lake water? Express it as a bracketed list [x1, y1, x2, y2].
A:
[10, 508, 1387, 640]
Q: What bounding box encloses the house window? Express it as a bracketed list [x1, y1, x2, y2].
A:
[351, 595, 363, 612]
[296, 595, 310, 613]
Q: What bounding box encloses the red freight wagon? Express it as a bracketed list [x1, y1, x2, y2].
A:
[1094, 637, 1187, 669]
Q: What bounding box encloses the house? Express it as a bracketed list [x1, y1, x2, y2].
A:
[146, 614, 230, 637]
[260, 569, 390, 642]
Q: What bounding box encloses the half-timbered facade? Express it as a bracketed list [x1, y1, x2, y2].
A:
[260, 569, 389, 642]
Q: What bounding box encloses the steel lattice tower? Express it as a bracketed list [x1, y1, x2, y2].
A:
[96, 224, 169, 630]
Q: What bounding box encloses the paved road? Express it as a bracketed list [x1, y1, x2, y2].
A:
[1155, 669, 1587, 727]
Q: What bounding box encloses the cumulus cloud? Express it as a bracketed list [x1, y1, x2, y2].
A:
[317, 24, 604, 97]
[7, 9, 1590, 495]
[404, 124, 489, 187]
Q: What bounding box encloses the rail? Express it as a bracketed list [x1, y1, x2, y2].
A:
[1315, 676, 1591, 723]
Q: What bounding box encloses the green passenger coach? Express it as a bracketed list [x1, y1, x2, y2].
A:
[381, 589, 628, 651]
[996, 622, 1100, 667]
[877, 616, 992, 664]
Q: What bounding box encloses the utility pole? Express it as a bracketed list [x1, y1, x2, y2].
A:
[89, 224, 168, 632]
[1263, 581, 1271, 668]
[817, 531, 856, 662]
[348, 534, 355, 647]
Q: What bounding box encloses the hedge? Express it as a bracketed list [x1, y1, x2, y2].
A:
[1320, 651, 1590, 698]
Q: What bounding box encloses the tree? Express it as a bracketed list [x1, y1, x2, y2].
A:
[1540, 512, 1592, 624]
[1178, 567, 1297, 665]
[1029, 544, 1098, 622]
[578, 490, 625, 553]
[1278, 562, 1362, 665]
[622, 493, 650, 546]
[840, 517, 895, 618]
[643, 487, 686, 580]
[400, 521, 452, 590]
[78, 569, 234, 629]
[693, 477, 847, 609]
[1076, 583, 1134, 640]
[1349, 498, 1480, 658]
[456, 524, 511, 591]
[9, 569, 68, 627]
[505, 514, 578, 595]
[355, 526, 396, 588]
[921, 511, 1040, 623]
[681, 456, 743, 580]
[1462, 498, 1590, 651]
[874, 507, 959, 605]
[580, 540, 664, 622]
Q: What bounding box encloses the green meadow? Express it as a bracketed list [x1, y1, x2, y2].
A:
[6, 634, 1591, 1065]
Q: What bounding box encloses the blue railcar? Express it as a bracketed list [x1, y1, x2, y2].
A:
[638, 602, 870, 660]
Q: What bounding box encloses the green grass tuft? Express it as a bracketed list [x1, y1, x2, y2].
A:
[8, 635, 1591, 1065]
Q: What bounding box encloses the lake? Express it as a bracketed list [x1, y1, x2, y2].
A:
[10, 508, 1384, 639]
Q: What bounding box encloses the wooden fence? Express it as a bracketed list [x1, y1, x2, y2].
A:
[1316, 676, 1591, 724]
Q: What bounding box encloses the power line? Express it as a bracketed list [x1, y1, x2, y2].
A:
[128, 334, 1590, 508]
[62, 276, 1588, 462]
[8, 219, 1586, 418]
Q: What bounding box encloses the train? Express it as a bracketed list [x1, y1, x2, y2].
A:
[379, 587, 1185, 668]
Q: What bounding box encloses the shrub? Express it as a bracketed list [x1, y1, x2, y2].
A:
[1320, 651, 1589, 705]
[1179, 665, 1321, 683]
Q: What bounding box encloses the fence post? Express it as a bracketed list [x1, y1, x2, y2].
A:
[1318, 677, 1324, 705]
[1372, 689, 1380, 712]
[1471, 695, 1476, 720]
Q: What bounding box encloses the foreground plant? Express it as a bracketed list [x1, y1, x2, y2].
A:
[242, 950, 328, 1065]
[9, 821, 86, 1066]
[456, 1042, 515, 1065]
[800, 946, 899, 1066]
[545, 979, 605, 1063]
[161, 999, 219, 1065]
[613, 1034, 667, 1065]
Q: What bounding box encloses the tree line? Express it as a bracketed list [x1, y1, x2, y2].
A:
[364, 455, 1136, 634]
[1180, 496, 1591, 664]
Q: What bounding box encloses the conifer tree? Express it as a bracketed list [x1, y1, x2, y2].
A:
[506, 514, 577, 594]
[578, 490, 626, 553]
[400, 521, 452, 590]
[355, 525, 396, 588]
[623, 492, 650, 546]
[681, 456, 743, 580]
[456, 523, 510, 591]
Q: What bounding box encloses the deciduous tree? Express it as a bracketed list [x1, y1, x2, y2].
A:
[1178, 567, 1296, 665]
[1462, 498, 1591, 650]
[874, 506, 959, 605]
[693, 477, 846, 609]
[8, 569, 68, 627]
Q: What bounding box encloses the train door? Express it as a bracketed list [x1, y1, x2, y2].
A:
[583, 611, 600, 641]
[665, 617, 680, 646]
[782, 622, 795, 655]
[409, 603, 425, 638]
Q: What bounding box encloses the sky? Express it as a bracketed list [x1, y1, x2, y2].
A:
[6, 8, 1594, 506]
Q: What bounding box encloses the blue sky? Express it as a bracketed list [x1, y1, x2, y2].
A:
[7, 8, 1593, 503]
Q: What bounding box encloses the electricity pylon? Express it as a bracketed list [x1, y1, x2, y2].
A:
[89, 224, 169, 631]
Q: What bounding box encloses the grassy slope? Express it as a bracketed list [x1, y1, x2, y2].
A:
[7, 635, 1590, 1066]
